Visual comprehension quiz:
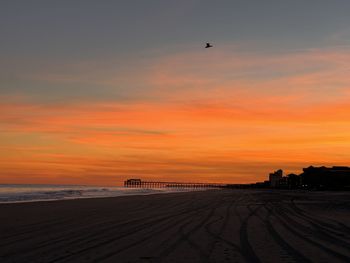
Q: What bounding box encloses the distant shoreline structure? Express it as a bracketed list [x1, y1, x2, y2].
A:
[124, 165, 350, 191]
[267, 166, 350, 190]
[124, 179, 238, 189]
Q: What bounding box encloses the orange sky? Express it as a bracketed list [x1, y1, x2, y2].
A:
[1, 48, 350, 185]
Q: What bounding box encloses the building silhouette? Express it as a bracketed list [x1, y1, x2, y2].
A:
[269, 169, 283, 188]
[267, 166, 350, 190]
[301, 166, 350, 190]
[287, 173, 300, 189]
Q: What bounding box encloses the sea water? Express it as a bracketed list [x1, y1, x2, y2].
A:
[0, 184, 194, 203]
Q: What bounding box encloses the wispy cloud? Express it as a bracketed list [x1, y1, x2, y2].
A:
[1, 46, 350, 184]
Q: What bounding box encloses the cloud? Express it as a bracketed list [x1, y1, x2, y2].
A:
[5, 45, 350, 104]
[1, 46, 350, 184]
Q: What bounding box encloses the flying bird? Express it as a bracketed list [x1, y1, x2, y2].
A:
[205, 43, 213, 48]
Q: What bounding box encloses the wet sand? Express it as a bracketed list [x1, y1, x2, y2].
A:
[0, 190, 349, 263]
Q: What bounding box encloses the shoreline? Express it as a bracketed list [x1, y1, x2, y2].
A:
[0, 186, 205, 205]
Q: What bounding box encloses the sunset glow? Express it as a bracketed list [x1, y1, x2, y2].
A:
[1, 2, 350, 185]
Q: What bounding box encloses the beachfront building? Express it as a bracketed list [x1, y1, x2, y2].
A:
[287, 173, 301, 189]
[278, 176, 289, 189]
[269, 169, 283, 188]
[301, 166, 350, 190]
[267, 166, 350, 190]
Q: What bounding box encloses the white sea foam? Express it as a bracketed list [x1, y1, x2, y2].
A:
[0, 184, 197, 203]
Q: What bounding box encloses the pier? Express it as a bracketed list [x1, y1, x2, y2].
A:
[124, 179, 228, 189]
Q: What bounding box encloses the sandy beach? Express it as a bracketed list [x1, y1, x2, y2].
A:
[0, 190, 349, 263]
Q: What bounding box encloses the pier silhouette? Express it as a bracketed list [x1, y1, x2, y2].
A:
[124, 179, 228, 189]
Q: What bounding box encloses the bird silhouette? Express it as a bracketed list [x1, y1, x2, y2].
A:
[205, 43, 213, 48]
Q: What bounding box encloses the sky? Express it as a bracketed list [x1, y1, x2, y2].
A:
[1, 0, 350, 185]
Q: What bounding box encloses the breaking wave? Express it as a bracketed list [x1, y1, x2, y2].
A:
[0, 184, 195, 203]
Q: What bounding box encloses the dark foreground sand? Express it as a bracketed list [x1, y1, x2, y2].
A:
[0, 190, 349, 263]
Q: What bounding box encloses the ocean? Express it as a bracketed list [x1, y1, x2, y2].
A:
[0, 184, 195, 203]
